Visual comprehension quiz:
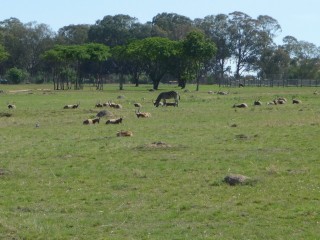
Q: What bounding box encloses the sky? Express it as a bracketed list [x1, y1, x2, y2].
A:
[1, 0, 319, 46]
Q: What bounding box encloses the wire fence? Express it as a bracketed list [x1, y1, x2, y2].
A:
[216, 78, 320, 87]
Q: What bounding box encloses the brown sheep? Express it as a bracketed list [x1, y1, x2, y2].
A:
[106, 117, 123, 124]
[117, 130, 133, 137]
[135, 108, 151, 118]
[108, 101, 122, 109]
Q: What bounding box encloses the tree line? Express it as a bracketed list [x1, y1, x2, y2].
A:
[0, 12, 319, 90]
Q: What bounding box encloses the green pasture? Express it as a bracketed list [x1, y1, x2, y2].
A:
[0, 84, 319, 239]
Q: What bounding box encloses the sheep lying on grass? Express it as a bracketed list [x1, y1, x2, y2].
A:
[83, 118, 100, 125]
[117, 130, 133, 137]
[253, 100, 262, 106]
[107, 101, 122, 109]
[106, 117, 123, 124]
[233, 103, 248, 108]
[7, 104, 16, 109]
[64, 103, 79, 109]
[292, 99, 302, 104]
[95, 103, 103, 108]
[135, 108, 151, 118]
[134, 103, 142, 108]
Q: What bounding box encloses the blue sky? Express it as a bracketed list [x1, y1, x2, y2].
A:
[1, 0, 319, 46]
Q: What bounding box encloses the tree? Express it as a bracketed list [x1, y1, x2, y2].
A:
[0, 44, 9, 75]
[111, 42, 145, 89]
[88, 14, 138, 46]
[134, 37, 179, 90]
[84, 43, 111, 90]
[181, 31, 217, 91]
[57, 24, 90, 45]
[228, 12, 261, 80]
[151, 13, 194, 40]
[194, 14, 232, 86]
[258, 47, 290, 82]
[6, 67, 29, 84]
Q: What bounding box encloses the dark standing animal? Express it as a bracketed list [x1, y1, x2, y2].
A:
[154, 91, 180, 107]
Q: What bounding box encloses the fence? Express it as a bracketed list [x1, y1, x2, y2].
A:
[216, 78, 320, 87]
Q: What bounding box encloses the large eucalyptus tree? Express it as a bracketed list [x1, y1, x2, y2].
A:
[151, 12, 194, 40]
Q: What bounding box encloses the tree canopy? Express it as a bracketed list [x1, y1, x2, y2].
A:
[0, 12, 320, 88]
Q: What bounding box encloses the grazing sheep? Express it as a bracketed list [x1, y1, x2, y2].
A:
[83, 118, 100, 125]
[135, 108, 151, 118]
[208, 90, 213, 94]
[106, 117, 123, 124]
[233, 103, 248, 108]
[117, 130, 133, 137]
[134, 103, 142, 108]
[7, 104, 16, 109]
[292, 99, 302, 104]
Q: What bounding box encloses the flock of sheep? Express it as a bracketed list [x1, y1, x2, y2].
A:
[60, 91, 179, 136]
[232, 97, 302, 108]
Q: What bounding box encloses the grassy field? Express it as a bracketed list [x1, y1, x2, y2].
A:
[0, 84, 319, 239]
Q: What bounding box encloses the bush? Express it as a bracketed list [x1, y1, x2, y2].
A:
[5, 67, 29, 84]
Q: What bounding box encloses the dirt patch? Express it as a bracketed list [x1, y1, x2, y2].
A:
[8, 89, 32, 94]
[0, 168, 10, 176]
[147, 141, 172, 148]
[0, 112, 12, 117]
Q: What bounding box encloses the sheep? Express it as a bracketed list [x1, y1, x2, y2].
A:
[72, 104, 79, 109]
[106, 117, 123, 124]
[133, 103, 142, 108]
[233, 103, 248, 108]
[275, 99, 286, 104]
[217, 91, 229, 95]
[253, 100, 262, 106]
[267, 100, 277, 105]
[7, 104, 16, 109]
[107, 101, 122, 109]
[135, 108, 151, 118]
[273, 97, 287, 104]
[292, 99, 302, 104]
[64, 103, 79, 109]
[95, 103, 103, 108]
[117, 130, 133, 137]
[83, 118, 100, 125]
